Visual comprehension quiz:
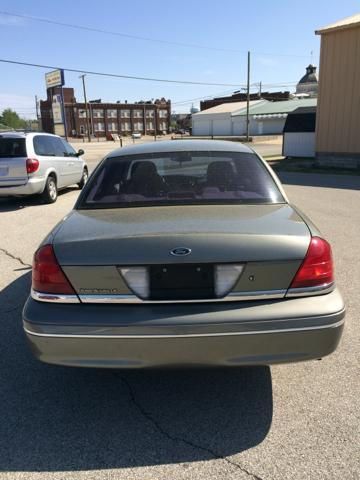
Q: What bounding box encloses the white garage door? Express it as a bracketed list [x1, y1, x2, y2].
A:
[192, 120, 211, 136]
[212, 119, 231, 135]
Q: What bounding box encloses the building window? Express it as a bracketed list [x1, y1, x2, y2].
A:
[79, 125, 85, 135]
[121, 121, 130, 131]
[133, 121, 143, 132]
[159, 121, 167, 131]
[133, 109, 143, 118]
[146, 110, 155, 118]
[108, 122, 118, 131]
[159, 109, 168, 118]
[93, 109, 104, 118]
[146, 121, 154, 130]
[78, 110, 87, 118]
[94, 122, 105, 132]
[107, 109, 117, 118]
[120, 109, 130, 118]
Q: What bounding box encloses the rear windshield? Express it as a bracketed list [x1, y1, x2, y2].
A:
[78, 150, 285, 209]
[0, 137, 26, 158]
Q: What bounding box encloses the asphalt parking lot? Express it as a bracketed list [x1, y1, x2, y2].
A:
[0, 150, 359, 479]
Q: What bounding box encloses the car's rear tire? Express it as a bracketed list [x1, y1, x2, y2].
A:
[42, 175, 58, 204]
[78, 168, 88, 189]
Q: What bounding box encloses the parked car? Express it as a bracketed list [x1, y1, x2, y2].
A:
[23, 140, 345, 368]
[132, 132, 142, 139]
[0, 132, 88, 203]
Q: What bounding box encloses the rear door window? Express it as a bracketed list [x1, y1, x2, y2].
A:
[0, 137, 26, 158]
[33, 136, 56, 156]
[33, 136, 67, 157]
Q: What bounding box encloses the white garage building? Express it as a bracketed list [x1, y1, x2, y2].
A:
[192, 98, 317, 137]
[192, 101, 262, 136]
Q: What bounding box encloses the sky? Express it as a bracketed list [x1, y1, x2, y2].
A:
[0, 0, 359, 118]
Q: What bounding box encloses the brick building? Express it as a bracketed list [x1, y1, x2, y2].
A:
[40, 87, 171, 138]
[200, 91, 290, 111]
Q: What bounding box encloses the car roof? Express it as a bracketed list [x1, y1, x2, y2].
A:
[0, 132, 59, 139]
[107, 140, 254, 158]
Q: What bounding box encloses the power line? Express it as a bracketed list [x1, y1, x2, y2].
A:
[0, 58, 243, 87]
[0, 10, 314, 58]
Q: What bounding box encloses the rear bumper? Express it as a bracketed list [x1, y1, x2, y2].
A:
[0, 177, 45, 196]
[23, 289, 345, 368]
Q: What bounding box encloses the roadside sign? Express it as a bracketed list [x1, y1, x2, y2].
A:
[52, 103, 63, 124]
[52, 95, 63, 124]
[45, 69, 65, 88]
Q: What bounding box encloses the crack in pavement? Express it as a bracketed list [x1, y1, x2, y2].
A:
[0, 303, 24, 314]
[118, 374, 265, 480]
[0, 247, 32, 268]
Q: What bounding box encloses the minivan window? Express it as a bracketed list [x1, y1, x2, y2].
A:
[79, 150, 285, 209]
[0, 137, 26, 157]
[60, 139, 77, 157]
[33, 136, 65, 157]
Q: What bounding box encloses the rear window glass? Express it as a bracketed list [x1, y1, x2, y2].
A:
[0, 137, 26, 158]
[78, 150, 285, 209]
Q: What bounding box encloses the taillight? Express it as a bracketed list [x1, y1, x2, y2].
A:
[26, 158, 39, 174]
[289, 237, 334, 289]
[32, 244, 76, 294]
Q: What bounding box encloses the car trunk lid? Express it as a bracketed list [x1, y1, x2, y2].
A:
[52, 205, 310, 300]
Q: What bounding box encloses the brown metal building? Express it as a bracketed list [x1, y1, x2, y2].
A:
[315, 14, 360, 168]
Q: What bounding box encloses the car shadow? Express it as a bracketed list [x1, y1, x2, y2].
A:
[0, 187, 80, 212]
[277, 171, 360, 190]
[0, 272, 273, 472]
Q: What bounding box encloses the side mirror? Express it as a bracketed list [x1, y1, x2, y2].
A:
[76, 149, 85, 157]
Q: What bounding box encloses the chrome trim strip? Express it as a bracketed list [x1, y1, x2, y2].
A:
[286, 283, 335, 298]
[31, 289, 80, 304]
[79, 289, 286, 304]
[23, 318, 345, 339]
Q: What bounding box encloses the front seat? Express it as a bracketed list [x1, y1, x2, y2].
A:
[127, 161, 166, 197]
[206, 161, 236, 191]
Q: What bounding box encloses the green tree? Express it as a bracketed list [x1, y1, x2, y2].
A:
[0, 109, 27, 129]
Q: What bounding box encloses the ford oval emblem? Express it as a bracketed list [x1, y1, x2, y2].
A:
[170, 247, 192, 256]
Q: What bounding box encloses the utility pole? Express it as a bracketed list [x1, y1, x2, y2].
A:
[35, 95, 40, 131]
[258, 81, 262, 98]
[79, 74, 91, 142]
[246, 51, 251, 142]
[154, 105, 157, 141]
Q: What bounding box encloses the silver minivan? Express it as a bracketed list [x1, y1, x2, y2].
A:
[0, 132, 88, 203]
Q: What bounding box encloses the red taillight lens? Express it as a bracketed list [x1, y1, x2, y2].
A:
[26, 158, 39, 174]
[290, 237, 334, 289]
[32, 244, 76, 294]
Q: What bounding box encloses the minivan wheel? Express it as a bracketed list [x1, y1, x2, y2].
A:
[42, 175, 58, 204]
[78, 168, 88, 189]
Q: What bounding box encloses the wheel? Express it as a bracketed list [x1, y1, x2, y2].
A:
[41, 175, 58, 204]
[78, 168, 88, 189]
